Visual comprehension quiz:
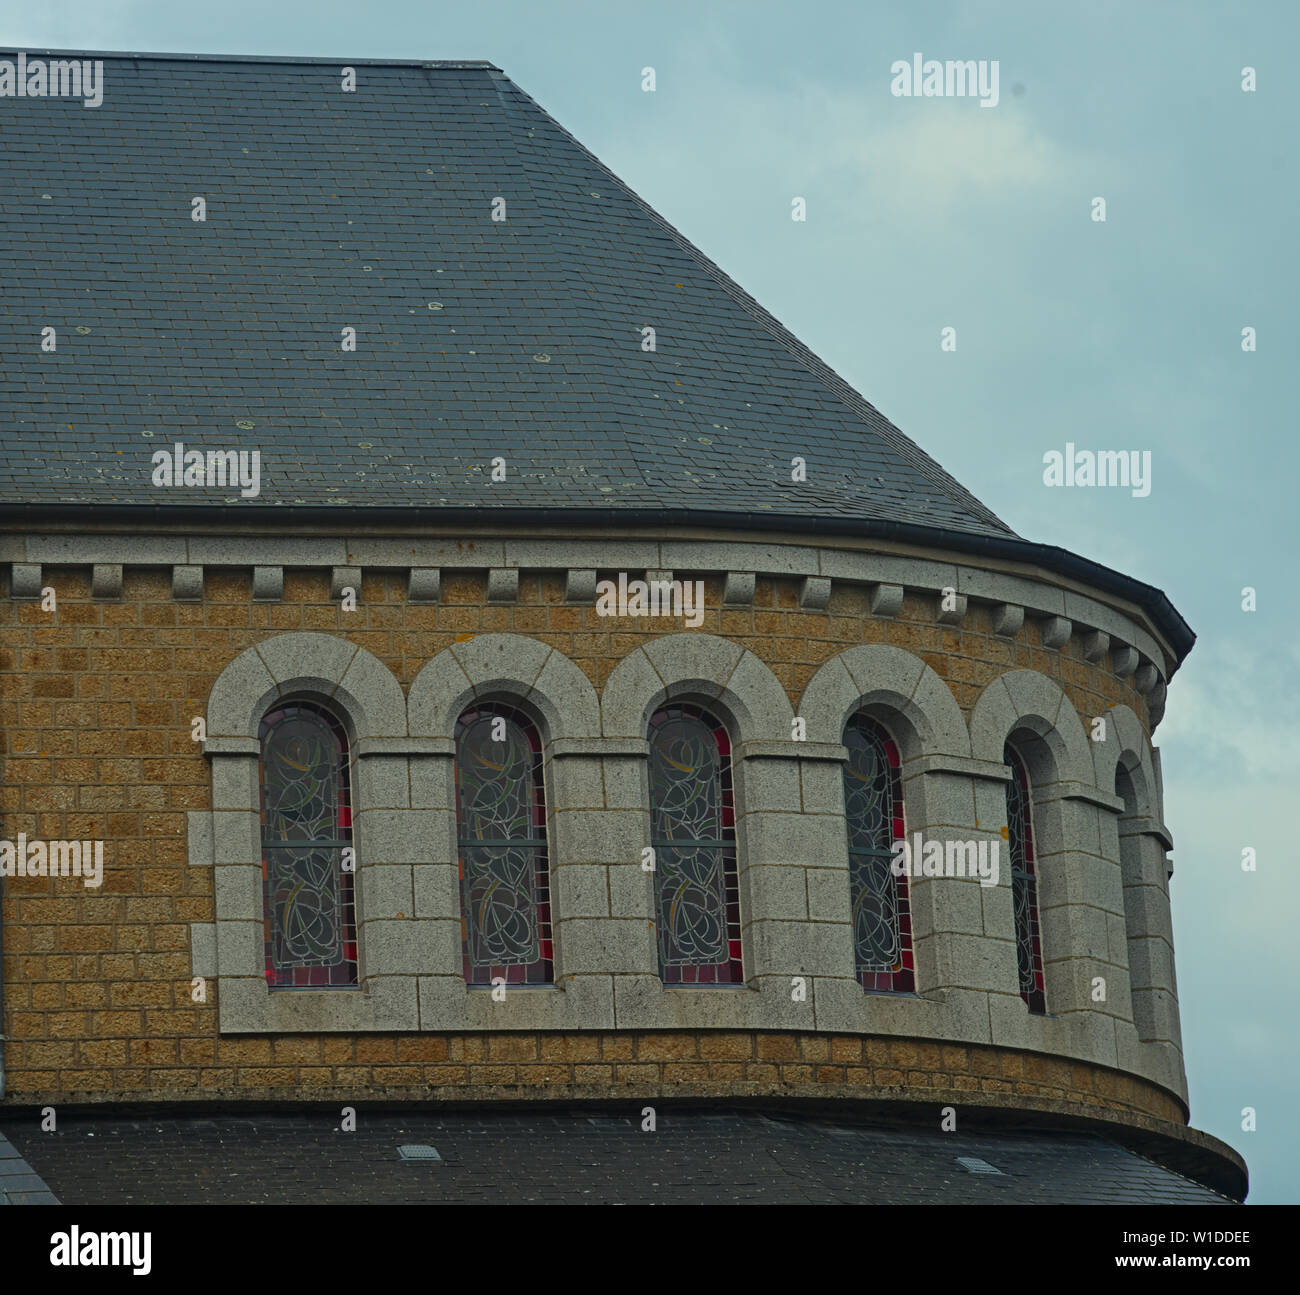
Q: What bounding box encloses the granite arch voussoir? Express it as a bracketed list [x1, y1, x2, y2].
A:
[600, 632, 793, 741]
[1092, 703, 1158, 817]
[408, 632, 600, 741]
[206, 632, 408, 739]
[799, 642, 970, 758]
[969, 668, 1095, 787]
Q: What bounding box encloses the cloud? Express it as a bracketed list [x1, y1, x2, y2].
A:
[844, 104, 1069, 216]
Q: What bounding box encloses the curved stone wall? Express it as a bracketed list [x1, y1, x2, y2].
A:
[0, 532, 1185, 1121]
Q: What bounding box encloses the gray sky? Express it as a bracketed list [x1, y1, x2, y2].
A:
[4, 0, 1294, 1203]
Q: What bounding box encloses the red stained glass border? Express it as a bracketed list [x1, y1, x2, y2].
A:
[455, 703, 554, 987]
[845, 716, 914, 994]
[650, 703, 744, 985]
[1006, 744, 1047, 1014]
[259, 700, 359, 990]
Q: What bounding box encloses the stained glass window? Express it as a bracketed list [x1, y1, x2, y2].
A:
[648, 704, 742, 985]
[455, 704, 553, 986]
[258, 700, 358, 989]
[1005, 742, 1046, 1014]
[842, 715, 914, 992]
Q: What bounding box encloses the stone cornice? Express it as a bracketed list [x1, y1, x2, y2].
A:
[4, 530, 1174, 729]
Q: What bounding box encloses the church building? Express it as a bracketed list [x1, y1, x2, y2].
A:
[0, 51, 1245, 1202]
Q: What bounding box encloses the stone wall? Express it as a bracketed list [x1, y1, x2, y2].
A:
[0, 552, 1184, 1119]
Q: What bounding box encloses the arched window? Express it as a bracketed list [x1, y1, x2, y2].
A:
[1115, 763, 1155, 1039]
[648, 703, 742, 984]
[258, 700, 358, 989]
[842, 715, 913, 992]
[455, 704, 553, 986]
[1005, 742, 1046, 1014]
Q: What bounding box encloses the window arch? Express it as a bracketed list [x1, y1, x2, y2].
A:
[842, 714, 913, 992]
[258, 699, 358, 989]
[648, 703, 742, 985]
[454, 703, 553, 986]
[1005, 742, 1046, 1013]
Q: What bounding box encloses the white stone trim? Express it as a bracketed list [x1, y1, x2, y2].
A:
[798, 575, 831, 609]
[565, 568, 597, 602]
[486, 567, 519, 602]
[172, 565, 204, 601]
[207, 633, 408, 741]
[251, 565, 283, 601]
[869, 583, 903, 617]
[723, 571, 756, 605]
[7, 532, 1178, 693]
[968, 670, 1095, 784]
[1111, 645, 1139, 678]
[1083, 630, 1110, 663]
[936, 592, 968, 625]
[798, 644, 969, 758]
[91, 563, 122, 600]
[203, 633, 415, 1032]
[174, 628, 1188, 1103]
[408, 568, 440, 602]
[331, 566, 362, 599]
[10, 562, 41, 599]
[967, 669, 1121, 1039]
[408, 633, 600, 742]
[1091, 704, 1158, 817]
[600, 633, 792, 741]
[991, 603, 1024, 638]
[1040, 615, 1072, 649]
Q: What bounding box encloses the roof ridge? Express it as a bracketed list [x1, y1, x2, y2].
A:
[0, 47, 497, 69]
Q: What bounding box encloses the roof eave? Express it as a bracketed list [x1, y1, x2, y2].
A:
[0, 501, 1195, 669]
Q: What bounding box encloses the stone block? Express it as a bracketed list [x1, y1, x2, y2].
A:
[331, 566, 362, 600]
[723, 571, 756, 605]
[10, 563, 41, 599]
[990, 603, 1024, 638]
[869, 583, 904, 617]
[409, 568, 440, 602]
[1110, 645, 1139, 677]
[1082, 630, 1109, 663]
[172, 565, 204, 601]
[92, 564, 123, 600]
[252, 566, 283, 601]
[565, 568, 597, 602]
[798, 576, 831, 610]
[936, 591, 968, 625]
[486, 567, 519, 602]
[1040, 616, 1072, 649]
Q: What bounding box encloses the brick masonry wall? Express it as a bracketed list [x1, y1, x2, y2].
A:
[0, 563, 1153, 1108]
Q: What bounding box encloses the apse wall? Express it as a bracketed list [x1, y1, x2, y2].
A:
[0, 529, 1183, 1126]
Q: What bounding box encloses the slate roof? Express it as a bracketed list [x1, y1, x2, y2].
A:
[0, 51, 1010, 536]
[0, 1107, 1240, 1205]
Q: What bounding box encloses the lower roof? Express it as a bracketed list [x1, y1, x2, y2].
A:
[0, 1105, 1240, 1205]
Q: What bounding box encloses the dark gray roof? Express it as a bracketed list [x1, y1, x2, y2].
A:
[0, 1107, 1239, 1205]
[0, 51, 1011, 538]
